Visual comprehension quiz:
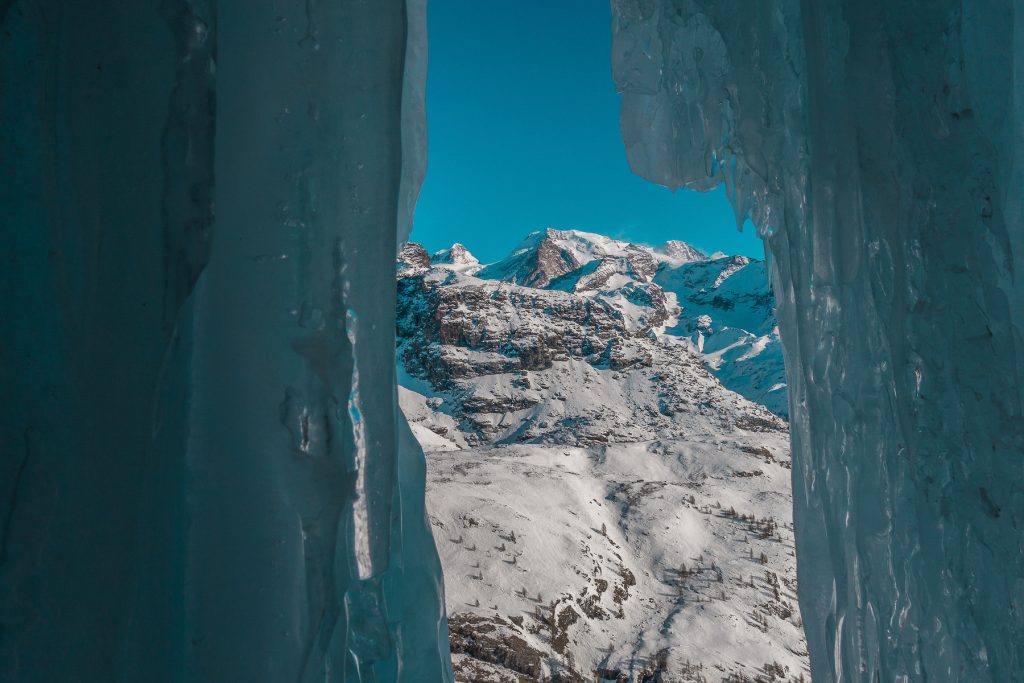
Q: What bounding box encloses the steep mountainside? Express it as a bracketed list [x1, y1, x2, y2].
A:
[404, 229, 786, 421]
[654, 256, 786, 417]
[398, 231, 806, 682]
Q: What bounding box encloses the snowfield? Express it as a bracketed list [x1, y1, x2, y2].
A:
[427, 438, 808, 682]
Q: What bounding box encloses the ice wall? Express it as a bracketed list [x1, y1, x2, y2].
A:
[1, 1, 451, 681]
[612, 1, 1024, 681]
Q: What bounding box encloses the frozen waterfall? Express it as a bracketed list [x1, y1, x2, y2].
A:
[1, 1, 451, 681]
[612, 1, 1024, 681]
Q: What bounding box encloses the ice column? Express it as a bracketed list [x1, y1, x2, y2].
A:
[1, 1, 451, 681]
[612, 1, 1024, 681]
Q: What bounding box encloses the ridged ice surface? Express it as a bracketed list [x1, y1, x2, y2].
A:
[612, 1, 1024, 681]
[1, 1, 450, 681]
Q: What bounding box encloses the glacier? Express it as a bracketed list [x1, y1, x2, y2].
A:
[1, 1, 451, 681]
[612, 1, 1024, 681]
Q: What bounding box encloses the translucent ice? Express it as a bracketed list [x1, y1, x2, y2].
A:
[612, 1, 1024, 680]
[1, 1, 450, 681]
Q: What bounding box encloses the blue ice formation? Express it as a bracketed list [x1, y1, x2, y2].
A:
[1, 1, 451, 681]
[612, 1, 1024, 681]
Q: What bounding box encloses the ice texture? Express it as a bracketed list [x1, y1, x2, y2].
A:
[1, 1, 451, 681]
[613, 1, 1024, 681]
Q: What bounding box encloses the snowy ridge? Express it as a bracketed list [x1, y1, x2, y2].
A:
[397, 230, 806, 681]
[404, 229, 786, 418]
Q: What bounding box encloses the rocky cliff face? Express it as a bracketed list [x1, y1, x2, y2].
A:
[398, 241, 432, 275]
[398, 229, 788, 442]
[397, 265, 782, 446]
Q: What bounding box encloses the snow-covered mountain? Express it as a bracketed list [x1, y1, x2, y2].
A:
[474, 228, 709, 291]
[405, 228, 786, 419]
[433, 242, 483, 274]
[397, 230, 806, 682]
[654, 255, 786, 418]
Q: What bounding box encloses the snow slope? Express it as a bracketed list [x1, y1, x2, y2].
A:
[431, 438, 807, 683]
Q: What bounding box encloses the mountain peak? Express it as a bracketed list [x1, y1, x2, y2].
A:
[655, 240, 707, 264]
[397, 241, 431, 274]
[478, 228, 641, 288]
[432, 243, 478, 265]
[475, 230, 583, 288]
[430, 243, 481, 274]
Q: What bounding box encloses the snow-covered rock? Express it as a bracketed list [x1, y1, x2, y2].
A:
[402, 230, 787, 419]
[398, 241, 432, 276]
[655, 256, 787, 417]
[432, 242, 482, 274]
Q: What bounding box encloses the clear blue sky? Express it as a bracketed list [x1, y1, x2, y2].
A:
[410, 0, 763, 264]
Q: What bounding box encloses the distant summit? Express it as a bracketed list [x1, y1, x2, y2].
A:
[474, 228, 706, 289]
[430, 243, 481, 274]
[474, 228, 588, 288]
[655, 239, 707, 264]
